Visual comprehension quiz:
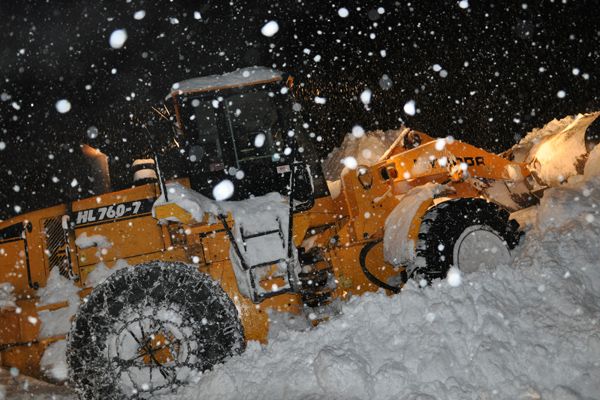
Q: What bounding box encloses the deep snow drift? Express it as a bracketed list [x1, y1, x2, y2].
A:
[167, 175, 600, 400]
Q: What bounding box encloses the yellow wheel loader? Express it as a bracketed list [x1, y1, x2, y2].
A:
[0, 67, 598, 399]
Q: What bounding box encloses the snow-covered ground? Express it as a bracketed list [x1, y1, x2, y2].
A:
[0, 368, 73, 400]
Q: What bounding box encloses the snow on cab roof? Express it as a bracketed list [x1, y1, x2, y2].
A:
[167, 66, 283, 99]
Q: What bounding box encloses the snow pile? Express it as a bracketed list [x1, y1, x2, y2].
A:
[85, 259, 130, 286]
[506, 111, 600, 186]
[36, 258, 129, 382]
[584, 142, 600, 179]
[40, 341, 69, 381]
[37, 268, 80, 380]
[322, 127, 406, 181]
[74, 232, 111, 249]
[36, 260, 129, 382]
[37, 270, 78, 306]
[171, 174, 600, 399]
[153, 182, 221, 223]
[512, 114, 576, 153]
[0, 283, 16, 309]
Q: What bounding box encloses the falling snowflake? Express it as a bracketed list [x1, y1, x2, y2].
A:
[55, 99, 71, 113]
[403, 100, 416, 116]
[213, 180, 234, 201]
[435, 139, 446, 151]
[87, 126, 99, 139]
[360, 89, 372, 105]
[261, 21, 279, 37]
[352, 125, 365, 138]
[254, 133, 266, 148]
[109, 29, 128, 49]
[341, 156, 358, 170]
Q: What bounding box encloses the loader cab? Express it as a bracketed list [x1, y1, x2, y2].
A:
[167, 67, 328, 204]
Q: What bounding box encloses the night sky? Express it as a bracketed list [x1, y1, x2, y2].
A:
[1, 0, 599, 220]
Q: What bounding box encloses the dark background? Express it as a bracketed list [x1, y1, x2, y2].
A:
[1, 0, 599, 220]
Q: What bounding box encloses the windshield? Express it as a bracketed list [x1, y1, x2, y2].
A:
[179, 85, 289, 170]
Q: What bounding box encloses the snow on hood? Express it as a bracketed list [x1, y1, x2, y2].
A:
[170, 173, 600, 400]
[152, 182, 222, 223]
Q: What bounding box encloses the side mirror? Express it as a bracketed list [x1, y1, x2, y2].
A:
[402, 131, 422, 149]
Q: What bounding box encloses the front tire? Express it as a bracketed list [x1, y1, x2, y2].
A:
[413, 198, 521, 281]
[67, 261, 244, 400]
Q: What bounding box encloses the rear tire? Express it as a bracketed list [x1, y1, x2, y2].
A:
[67, 261, 244, 400]
[413, 198, 521, 281]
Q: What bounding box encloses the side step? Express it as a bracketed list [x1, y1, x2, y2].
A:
[298, 249, 335, 309]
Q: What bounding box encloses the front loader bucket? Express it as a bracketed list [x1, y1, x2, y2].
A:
[504, 111, 600, 187]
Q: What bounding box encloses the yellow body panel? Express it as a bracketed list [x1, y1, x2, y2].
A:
[153, 203, 195, 224]
[0, 240, 29, 292]
[75, 216, 166, 266]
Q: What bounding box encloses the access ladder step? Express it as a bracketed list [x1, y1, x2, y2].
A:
[239, 217, 285, 251]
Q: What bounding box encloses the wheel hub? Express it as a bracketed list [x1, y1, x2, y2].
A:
[139, 331, 180, 366]
[106, 306, 200, 397]
[453, 225, 512, 273]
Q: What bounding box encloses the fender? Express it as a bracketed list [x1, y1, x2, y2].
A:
[382, 183, 440, 273]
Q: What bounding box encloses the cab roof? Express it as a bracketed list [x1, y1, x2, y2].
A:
[167, 66, 284, 100]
